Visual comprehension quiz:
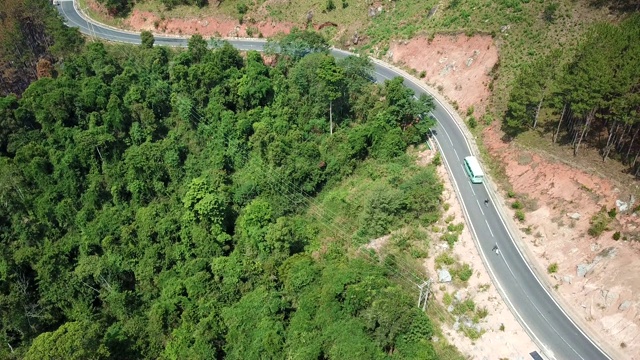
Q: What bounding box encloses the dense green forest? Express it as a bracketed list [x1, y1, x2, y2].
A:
[0, 15, 449, 357]
[0, 0, 83, 97]
[504, 15, 640, 176]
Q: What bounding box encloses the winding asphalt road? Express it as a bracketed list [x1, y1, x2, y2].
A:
[56, 2, 611, 359]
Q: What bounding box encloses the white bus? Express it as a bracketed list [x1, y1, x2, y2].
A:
[463, 156, 484, 184]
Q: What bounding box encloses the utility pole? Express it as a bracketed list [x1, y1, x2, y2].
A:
[417, 279, 432, 311]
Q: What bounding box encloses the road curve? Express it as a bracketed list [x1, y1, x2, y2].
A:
[56, 2, 611, 359]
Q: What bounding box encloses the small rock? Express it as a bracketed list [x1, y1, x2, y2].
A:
[568, 212, 581, 220]
[463, 317, 474, 328]
[563, 275, 572, 284]
[438, 269, 452, 283]
[377, 5, 383, 14]
[454, 291, 464, 302]
[618, 300, 632, 311]
[577, 264, 591, 277]
[453, 321, 460, 331]
[386, 50, 393, 60]
[466, 57, 474, 67]
[474, 324, 483, 333]
[500, 24, 510, 33]
[590, 243, 600, 252]
[426, 5, 438, 18]
[602, 290, 619, 307]
[368, 6, 376, 17]
[447, 305, 454, 313]
[616, 199, 628, 212]
[431, 335, 439, 342]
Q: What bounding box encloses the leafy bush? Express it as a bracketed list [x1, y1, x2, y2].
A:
[511, 201, 523, 209]
[447, 222, 464, 233]
[325, 0, 336, 11]
[515, 210, 525, 222]
[432, 153, 441, 166]
[613, 231, 621, 240]
[453, 298, 475, 315]
[443, 292, 453, 306]
[476, 306, 489, 319]
[442, 232, 459, 248]
[435, 252, 455, 268]
[458, 263, 473, 281]
[588, 209, 611, 237]
[237, 3, 248, 14]
[467, 116, 477, 129]
[547, 262, 558, 274]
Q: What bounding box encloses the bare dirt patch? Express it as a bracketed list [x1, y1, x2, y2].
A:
[389, 34, 499, 117]
[125, 9, 295, 38]
[483, 122, 640, 358]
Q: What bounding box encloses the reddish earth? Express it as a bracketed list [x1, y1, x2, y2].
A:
[126, 10, 295, 38]
[483, 122, 640, 358]
[389, 35, 498, 118]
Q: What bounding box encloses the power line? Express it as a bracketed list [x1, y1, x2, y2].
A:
[171, 87, 435, 305]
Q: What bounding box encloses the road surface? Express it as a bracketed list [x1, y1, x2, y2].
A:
[56, 2, 611, 359]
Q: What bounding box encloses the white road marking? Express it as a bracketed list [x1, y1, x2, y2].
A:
[484, 219, 494, 237]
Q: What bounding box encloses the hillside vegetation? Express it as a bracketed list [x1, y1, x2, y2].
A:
[0, 25, 458, 358]
[504, 15, 640, 176]
[0, 0, 84, 96]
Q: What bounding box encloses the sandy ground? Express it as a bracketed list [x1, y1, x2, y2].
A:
[82, 4, 640, 356]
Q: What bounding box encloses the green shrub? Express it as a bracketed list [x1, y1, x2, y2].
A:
[237, 3, 248, 14]
[511, 201, 523, 209]
[608, 207, 617, 219]
[447, 222, 464, 233]
[515, 209, 525, 222]
[499, 323, 505, 331]
[507, 190, 516, 198]
[410, 248, 428, 258]
[612, 231, 621, 240]
[467, 116, 477, 129]
[325, 0, 336, 11]
[458, 263, 473, 281]
[453, 298, 475, 315]
[443, 292, 453, 306]
[466, 106, 475, 116]
[432, 153, 441, 166]
[461, 326, 483, 340]
[435, 252, 455, 268]
[419, 70, 426, 78]
[442, 232, 458, 248]
[588, 210, 611, 237]
[476, 306, 489, 319]
[246, 26, 259, 37]
[547, 262, 558, 274]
